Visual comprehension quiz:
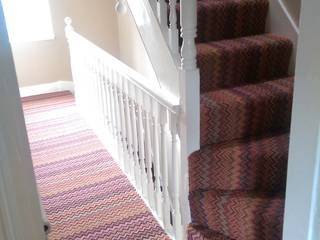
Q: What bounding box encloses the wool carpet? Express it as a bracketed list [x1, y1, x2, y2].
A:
[22, 92, 169, 240]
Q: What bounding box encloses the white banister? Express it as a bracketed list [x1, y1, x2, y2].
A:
[68, 0, 201, 236]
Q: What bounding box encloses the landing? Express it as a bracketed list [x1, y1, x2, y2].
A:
[22, 91, 169, 240]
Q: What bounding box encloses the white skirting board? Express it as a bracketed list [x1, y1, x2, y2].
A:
[19, 81, 74, 98]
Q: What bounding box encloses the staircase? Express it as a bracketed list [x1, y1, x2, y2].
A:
[186, 0, 293, 239]
[68, 0, 296, 238]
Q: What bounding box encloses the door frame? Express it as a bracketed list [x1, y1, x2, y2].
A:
[0, 1, 46, 239]
[283, 0, 320, 239]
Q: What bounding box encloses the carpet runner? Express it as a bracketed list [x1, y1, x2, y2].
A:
[186, 0, 294, 239]
[22, 92, 169, 240]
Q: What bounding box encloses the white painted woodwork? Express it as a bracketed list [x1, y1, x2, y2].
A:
[66, 20, 192, 239]
[266, 0, 299, 74]
[168, 0, 180, 63]
[158, 0, 169, 41]
[0, 2, 46, 239]
[19, 80, 74, 97]
[283, 0, 320, 239]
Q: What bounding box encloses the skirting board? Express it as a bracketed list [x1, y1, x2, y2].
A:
[19, 81, 74, 98]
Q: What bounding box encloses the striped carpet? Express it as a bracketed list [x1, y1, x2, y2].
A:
[22, 92, 169, 240]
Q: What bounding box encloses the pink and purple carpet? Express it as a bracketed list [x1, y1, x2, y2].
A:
[22, 92, 169, 240]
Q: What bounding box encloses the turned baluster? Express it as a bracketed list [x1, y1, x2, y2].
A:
[169, 0, 179, 62]
[158, 0, 169, 40]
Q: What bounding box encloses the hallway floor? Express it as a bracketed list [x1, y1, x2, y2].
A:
[22, 92, 169, 240]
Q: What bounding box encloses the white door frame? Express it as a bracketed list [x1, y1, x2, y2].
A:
[283, 0, 320, 239]
[0, 1, 46, 239]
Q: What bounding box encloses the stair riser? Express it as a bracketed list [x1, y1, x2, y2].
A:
[200, 78, 293, 147]
[197, 35, 293, 93]
[176, 0, 268, 44]
[189, 192, 284, 240]
[189, 134, 289, 193]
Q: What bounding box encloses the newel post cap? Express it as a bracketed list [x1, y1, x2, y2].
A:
[115, 0, 127, 15]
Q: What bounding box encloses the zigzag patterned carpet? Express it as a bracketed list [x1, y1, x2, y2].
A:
[22, 92, 169, 240]
[186, 0, 294, 239]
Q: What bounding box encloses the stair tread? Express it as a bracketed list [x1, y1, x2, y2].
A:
[190, 133, 289, 193]
[200, 77, 293, 146]
[190, 190, 284, 240]
[197, 33, 293, 93]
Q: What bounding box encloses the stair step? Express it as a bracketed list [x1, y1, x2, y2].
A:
[175, 0, 268, 43]
[188, 224, 233, 240]
[190, 133, 289, 193]
[189, 190, 284, 240]
[200, 77, 293, 146]
[197, 34, 292, 93]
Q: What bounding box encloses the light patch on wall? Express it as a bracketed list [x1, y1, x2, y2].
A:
[2, 0, 54, 43]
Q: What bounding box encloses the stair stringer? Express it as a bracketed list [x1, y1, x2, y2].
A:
[266, 0, 300, 74]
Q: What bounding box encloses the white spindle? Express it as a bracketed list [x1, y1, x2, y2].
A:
[114, 73, 127, 169]
[128, 84, 140, 185]
[99, 63, 108, 128]
[159, 106, 171, 231]
[143, 94, 156, 211]
[152, 100, 164, 221]
[110, 70, 123, 163]
[180, 0, 197, 71]
[105, 67, 117, 137]
[102, 64, 113, 132]
[169, 0, 179, 62]
[136, 88, 149, 200]
[169, 112, 183, 239]
[123, 80, 133, 175]
[158, 0, 169, 40]
[131, 86, 143, 192]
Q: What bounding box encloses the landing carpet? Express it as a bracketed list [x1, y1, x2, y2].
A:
[22, 92, 169, 240]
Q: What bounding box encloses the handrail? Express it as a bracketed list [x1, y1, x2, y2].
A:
[65, 18, 180, 114]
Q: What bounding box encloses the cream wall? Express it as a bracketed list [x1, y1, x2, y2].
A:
[12, 0, 120, 87]
[116, 9, 158, 85]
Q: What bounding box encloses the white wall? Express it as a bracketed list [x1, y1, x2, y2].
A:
[11, 0, 120, 87]
[283, 0, 320, 239]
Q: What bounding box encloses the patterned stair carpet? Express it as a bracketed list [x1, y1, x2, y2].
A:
[186, 0, 294, 239]
[22, 92, 169, 240]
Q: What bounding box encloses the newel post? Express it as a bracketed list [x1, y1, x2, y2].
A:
[64, 17, 74, 41]
[179, 0, 200, 235]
